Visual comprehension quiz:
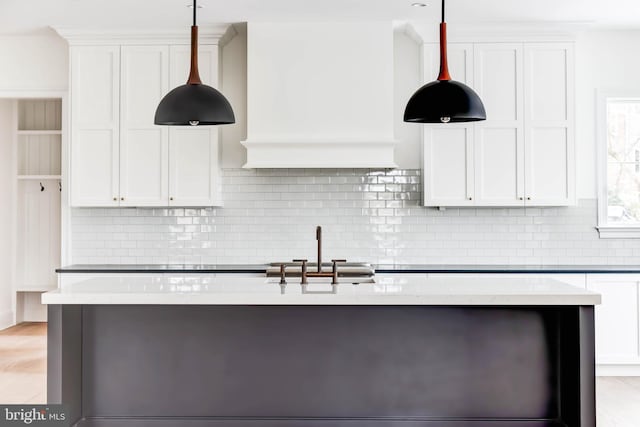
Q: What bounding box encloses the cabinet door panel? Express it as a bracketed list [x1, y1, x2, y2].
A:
[120, 46, 169, 206]
[473, 44, 524, 206]
[169, 128, 220, 207]
[525, 127, 570, 203]
[586, 275, 640, 364]
[474, 44, 523, 122]
[526, 45, 570, 122]
[168, 45, 221, 207]
[73, 130, 119, 205]
[423, 126, 474, 206]
[70, 46, 120, 207]
[119, 129, 168, 206]
[474, 127, 524, 205]
[524, 43, 575, 206]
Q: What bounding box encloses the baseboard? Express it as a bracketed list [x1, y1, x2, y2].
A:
[597, 364, 640, 376]
[0, 309, 15, 331]
[74, 418, 567, 427]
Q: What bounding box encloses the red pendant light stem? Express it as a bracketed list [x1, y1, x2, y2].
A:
[187, 25, 202, 84]
[437, 22, 451, 81]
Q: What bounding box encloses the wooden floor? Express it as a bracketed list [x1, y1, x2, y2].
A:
[0, 322, 46, 404]
[0, 323, 639, 425]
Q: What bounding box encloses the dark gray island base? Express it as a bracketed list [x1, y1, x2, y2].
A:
[48, 305, 595, 427]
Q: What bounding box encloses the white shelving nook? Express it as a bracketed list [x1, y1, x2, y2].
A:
[14, 99, 63, 322]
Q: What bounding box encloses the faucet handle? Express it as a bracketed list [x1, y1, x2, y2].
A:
[274, 263, 287, 285]
[331, 260, 347, 285]
[293, 259, 308, 285]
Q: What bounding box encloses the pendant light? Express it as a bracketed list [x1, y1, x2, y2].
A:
[404, 0, 486, 123]
[154, 0, 235, 126]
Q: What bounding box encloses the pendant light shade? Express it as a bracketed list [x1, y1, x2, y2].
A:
[155, 84, 235, 125]
[404, 0, 486, 124]
[404, 80, 486, 123]
[154, 0, 235, 126]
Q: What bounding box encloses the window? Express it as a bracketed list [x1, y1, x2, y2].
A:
[598, 93, 640, 238]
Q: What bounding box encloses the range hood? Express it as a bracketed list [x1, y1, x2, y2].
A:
[241, 22, 398, 168]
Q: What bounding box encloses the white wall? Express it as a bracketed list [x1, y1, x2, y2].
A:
[0, 31, 68, 92]
[220, 25, 248, 169]
[575, 30, 640, 198]
[0, 100, 14, 329]
[393, 30, 422, 169]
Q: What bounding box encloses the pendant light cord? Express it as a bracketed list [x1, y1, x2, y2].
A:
[193, 0, 197, 26]
[187, 0, 202, 84]
[437, 0, 451, 81]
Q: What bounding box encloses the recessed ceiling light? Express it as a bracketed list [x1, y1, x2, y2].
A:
[412, 2, 428, 7]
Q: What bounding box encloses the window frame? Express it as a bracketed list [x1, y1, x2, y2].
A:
[597, 89, 640, 238]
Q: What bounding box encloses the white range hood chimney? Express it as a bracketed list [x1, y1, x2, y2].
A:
[241, 22, 398, 168]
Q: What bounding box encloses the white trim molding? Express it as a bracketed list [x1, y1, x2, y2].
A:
[0, 310, 15, 331]
[596, 89, 640, 238]
[409, 21, 589, 44]
[597, 226, 640, 239]
[53, 24, 232, 45]
[597, 364, 640, 377]
[241, 139, 398, 169]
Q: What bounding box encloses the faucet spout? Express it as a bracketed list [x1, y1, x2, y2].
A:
[316, 226, 322, 273]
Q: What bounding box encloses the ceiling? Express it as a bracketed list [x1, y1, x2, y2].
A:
[1, 0, 640, 36]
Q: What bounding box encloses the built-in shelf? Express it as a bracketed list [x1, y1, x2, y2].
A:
[13, 98, 62, 324]
[17, 130, 63, 136]
[16, 287, 56, 293]
[17, 175, 62, 180]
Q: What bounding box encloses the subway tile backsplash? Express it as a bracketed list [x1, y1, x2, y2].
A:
[70, 168, 640, 265]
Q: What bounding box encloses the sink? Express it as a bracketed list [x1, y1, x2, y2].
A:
[266, 277, 376, 285]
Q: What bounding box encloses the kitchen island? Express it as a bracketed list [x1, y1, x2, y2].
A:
[43, 275, 600, 427]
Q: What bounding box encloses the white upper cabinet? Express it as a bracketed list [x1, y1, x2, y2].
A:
[119, 46, 169, 207]
[167, 45, 222, 206]
[423, 44, 475, 206]
[67, 37, 223, 208]
[169, 128, 220, 206]
[70, 46, 120, 207]
[422, 40, 575, 208]
[524, 43, 575, 206]
[473, 44, 524, 206]
[424, 126, 474, 206]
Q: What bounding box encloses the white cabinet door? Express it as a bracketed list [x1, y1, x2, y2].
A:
[423, 126, 474, 206]
[524, 43, 575, 206]
[167, 45, 221, 207]
[423, 44, 475, 206]
[119, 46, 169, 207]
[586, 274, 640, 365]
[169, 128, 220, 206]
[70, 46, 120, 207]
[473, 43, 525, 206]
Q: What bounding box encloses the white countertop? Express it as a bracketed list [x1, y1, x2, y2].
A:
[42, 274, 601, 306]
